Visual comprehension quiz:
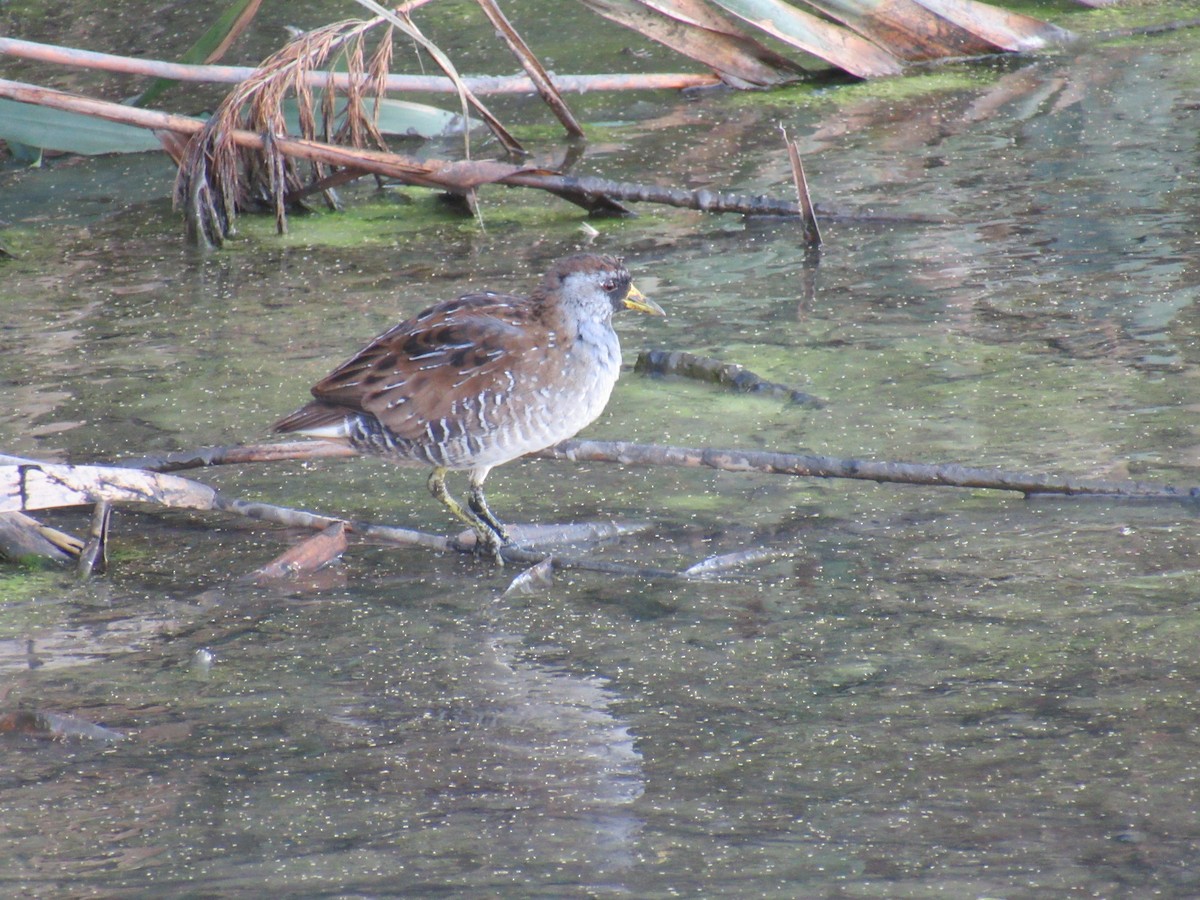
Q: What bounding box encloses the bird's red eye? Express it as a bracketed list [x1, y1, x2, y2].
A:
[602, 279, 617, 292]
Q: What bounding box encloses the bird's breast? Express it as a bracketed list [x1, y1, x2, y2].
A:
[435, 330, 621, 469]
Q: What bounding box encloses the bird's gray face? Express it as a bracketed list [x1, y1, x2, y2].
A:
[560, 265, 663, 322]
[560, 266, 631, 321]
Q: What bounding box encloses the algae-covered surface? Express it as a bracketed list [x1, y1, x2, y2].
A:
[3, 4, 1200, 897]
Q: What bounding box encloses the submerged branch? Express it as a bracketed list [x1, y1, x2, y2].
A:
[0, 455, 679, 578]
[497, 170, 804, 217]
[539, 440, 1198, 499]
[0, 79, 810, 237]
[635, 349, 823, 406]
[244, 522, 348, 583]
[119, 439, 1199, 500]
[4, 430, 1194, 581]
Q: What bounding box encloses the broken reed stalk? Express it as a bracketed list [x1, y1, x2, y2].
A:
[76, 498, 111, 579]
[473, 0, 585, 138]
[782, 125, 821, 247]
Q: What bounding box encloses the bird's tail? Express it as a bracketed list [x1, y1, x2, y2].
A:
[272, 401, 355, 439]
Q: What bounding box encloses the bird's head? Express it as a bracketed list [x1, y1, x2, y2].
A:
[545, 254, 665, 322]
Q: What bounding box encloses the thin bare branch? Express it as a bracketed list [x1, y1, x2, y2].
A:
[0, 37, 721, 92]
[210, 492, 451, 551]
[121, 440, 359, 473]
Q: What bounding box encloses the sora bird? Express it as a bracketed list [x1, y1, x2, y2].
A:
[273, 253, 664, 561]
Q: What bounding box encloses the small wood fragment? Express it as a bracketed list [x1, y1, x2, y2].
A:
[503, 557, 556, 596]
[683, 547, 793, 578]
[76, 498, 112, 579]
[0, 458, 218, 513]
[0, 710, 126, 742]
[246, 521, 347, 582]
[0, 512, 82, 564]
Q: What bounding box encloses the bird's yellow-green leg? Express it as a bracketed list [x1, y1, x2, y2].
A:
[466, 467, 512, 547]
[427, 467, 507, 564]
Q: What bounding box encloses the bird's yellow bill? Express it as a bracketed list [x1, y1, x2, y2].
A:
[622, 283, 665, 316]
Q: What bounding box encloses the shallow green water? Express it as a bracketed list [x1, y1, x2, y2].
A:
[3, 6, 1200, 898]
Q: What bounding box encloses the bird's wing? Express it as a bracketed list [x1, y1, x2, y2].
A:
[309, 292, 550, 441]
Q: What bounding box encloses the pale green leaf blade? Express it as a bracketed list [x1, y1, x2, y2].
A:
[373, 98, 472, 138]
[281, 97, 472, 140]
[0, 99, 162, 155]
